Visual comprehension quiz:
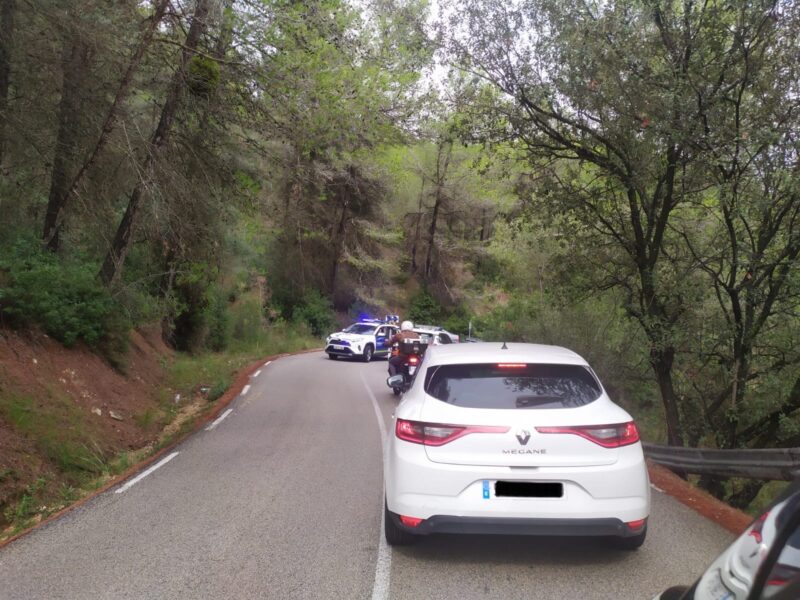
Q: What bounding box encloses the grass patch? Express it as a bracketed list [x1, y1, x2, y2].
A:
[134, 408, 159, 429]
[3, 477, 47, 527]
[163, 321, 319, 407]
[0, 394, 108, 478]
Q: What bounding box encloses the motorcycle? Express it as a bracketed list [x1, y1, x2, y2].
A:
[386, 339, 427, 396]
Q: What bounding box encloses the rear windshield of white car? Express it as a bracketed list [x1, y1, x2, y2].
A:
[423, 363, 602, 409]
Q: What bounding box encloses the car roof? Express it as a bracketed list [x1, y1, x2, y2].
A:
[413, 327, 448, 334]
[423, 342, 589, 367]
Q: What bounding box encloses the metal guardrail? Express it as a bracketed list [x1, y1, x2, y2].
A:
[643, 443, 800, 481]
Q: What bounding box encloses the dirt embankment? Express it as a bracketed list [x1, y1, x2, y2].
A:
[0, 327, 172, 528]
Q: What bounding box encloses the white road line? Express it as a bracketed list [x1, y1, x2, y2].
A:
[650, 483, 665, 493]
[205, 408, 233, 431]
[360, 373, 391, 600]
[241, 384, 251, 395]
[263, 360, 272, 367]
[115, 452, 179, 494]
[252, 370, 262, 378]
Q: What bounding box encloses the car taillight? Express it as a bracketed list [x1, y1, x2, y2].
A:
[535, 422, 640, 448]
[626, 518, 646, 531]
[400, 515, 424, 527]
[395, 419, 509, 446]
[408, 355, 419, 365]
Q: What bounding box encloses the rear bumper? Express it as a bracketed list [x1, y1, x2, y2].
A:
[387, 512, 647, 538]
[385, 440, 650, 524]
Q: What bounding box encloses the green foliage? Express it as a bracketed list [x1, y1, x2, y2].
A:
[187, 55, 220, 97]
[441, 305, 470, 336]
[205, 288, 232, 352]
[407, 289, 444, 324]
[4, 477, 47, 524]
[229, 294, 265, 346]
[291, 290, 335, 337]
[206, 378, 228, 402]
[0, 238, 127, 349]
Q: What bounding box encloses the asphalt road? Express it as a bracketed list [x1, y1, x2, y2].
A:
[0, 352, 736, 599]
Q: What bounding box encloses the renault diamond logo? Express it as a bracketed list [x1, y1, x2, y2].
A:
[516, 430, 531, 445]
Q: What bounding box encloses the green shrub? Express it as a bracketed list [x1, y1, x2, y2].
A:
[442, 304, 470, 336]
[229, 295, 264, 344]
[0, 239, 126, 348]
[407, 289, 444, 324]
[291, 290, 335, 337]
[205, 288, 231, 352]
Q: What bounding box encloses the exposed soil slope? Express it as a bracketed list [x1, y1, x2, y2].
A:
[0, 327, 171, 527]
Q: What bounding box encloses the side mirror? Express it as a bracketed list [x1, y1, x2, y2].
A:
[386, 375, 405, 389]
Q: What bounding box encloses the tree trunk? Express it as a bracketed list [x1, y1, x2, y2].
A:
[42, 0, 170, 250]
[329, 198, 349, 294]
[424, 185, 441, 280]
[0, 0, 13, 168]
[42, 33, 90, 252]
[99, 0, 211, 286]
[410, 178, 425, 272]
[424, 141, 451, 281]
[650, 345, 684, 447]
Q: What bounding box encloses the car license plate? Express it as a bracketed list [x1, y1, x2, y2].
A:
[494, 481, 563, 498]
[332, 345, 345, 350]
[408, 366, 417, 375]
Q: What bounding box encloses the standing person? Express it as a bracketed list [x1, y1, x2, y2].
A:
[388, 321, 421, 376]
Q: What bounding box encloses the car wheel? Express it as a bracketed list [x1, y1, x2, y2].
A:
[612, 527, 646, 550]
[362, 344, 374, 363]
[384, 502, 417, 546]
[328, 353, 338, 360]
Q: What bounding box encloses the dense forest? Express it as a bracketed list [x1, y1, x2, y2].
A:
[0, 0, 799, 511]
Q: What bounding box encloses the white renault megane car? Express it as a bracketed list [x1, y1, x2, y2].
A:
[384, 342, 650, 548]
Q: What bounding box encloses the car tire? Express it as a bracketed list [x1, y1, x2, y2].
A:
[384, 502, 417, 546]
[362, 344, 374, 363]
[328, 353, 338, 360]
[392, 387, 402, 396]
[612, 527, 646, 550]
[655, 586, 689, 600]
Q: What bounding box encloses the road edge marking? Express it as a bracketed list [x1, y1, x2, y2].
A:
[114, 452, 179, 494]
[360, 372, 391, 600]
[205, 408, 233, 431]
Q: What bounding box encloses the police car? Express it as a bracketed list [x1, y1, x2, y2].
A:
[325, 319, 399, 362]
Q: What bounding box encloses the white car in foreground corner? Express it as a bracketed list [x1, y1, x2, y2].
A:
[384, 342, 650, 548]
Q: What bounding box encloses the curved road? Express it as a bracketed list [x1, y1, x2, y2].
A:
[0, 352, 734, 599]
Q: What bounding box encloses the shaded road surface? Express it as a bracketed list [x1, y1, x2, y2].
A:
[0, 352, 735, 599]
